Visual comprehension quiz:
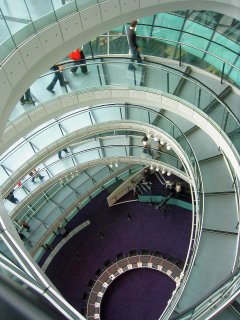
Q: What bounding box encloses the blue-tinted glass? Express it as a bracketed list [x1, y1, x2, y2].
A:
[155, 13, 184, 30]
[184, 21, 213, 38]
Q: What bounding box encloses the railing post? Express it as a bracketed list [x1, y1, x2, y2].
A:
[179, 44, 182, 67]
[221, 62, 225, 84]
[107, 31, 110, 55]
[198, 88, 201, 108]
[89, 41, 94, 60]
[167, 72, 169, 93]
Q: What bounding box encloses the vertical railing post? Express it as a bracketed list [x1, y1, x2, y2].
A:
[198, 88, 201, 109]
[89, 41, 94, 60]
[107, 31, 110, 55]
[221, 62, 225, 84]
[179, 44, 182, 67]
[167, 72, 170, 93]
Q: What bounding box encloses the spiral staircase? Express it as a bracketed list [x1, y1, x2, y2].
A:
[0, 1, 239, 320]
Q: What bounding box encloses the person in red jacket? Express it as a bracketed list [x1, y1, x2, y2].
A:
[69, 48, 88, 75]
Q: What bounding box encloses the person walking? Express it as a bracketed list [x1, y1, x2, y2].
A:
[69, 48, 88, 75]
[29, 168, 44, 183]
[5, 189, 19, 204]
[58, 148, 70, 160]
[20, 88, 33, 105]
[127, 20, 143, 70]
[142, 135, 151, 154]
[46, 64, 69, 93]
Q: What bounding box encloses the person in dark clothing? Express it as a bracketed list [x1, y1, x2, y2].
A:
[29, 168, 44, 183]
[127, 20, 143, 70]
[20, 88, 33, 105]
[58, 148, 70, 160]
[5, 189, 19, 204]
[22, 221, 30, 232]
[46, 64, 69, 93]
[142, 135, 151, 154]
[143, 167, 151, 184]
[69, 48, 88, 75]
[42, 243, 53, 251]
[18, 232, 26, 241]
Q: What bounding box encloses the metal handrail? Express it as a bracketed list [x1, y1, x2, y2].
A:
[2, 103, 198, 172]
[99, 33, 240, 72]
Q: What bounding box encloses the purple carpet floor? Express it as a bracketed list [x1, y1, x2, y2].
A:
[101, 268, 175, 320]
[44, 189, 192, 318]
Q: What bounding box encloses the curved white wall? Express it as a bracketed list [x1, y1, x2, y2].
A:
[1, 0, 240, 138]
[2, 87, 240, 183]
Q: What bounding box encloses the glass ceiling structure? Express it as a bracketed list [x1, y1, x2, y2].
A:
[93, 11, 240, 87]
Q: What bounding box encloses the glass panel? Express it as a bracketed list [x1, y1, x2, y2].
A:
[0, 8, 16, 61]
[0, 166, 10, 185]
[0, 0, 35, 46]
[1, 143, 35, 171]
[181, 34, 209, 60]
[94, 167, 110, 181]
[44, 207, 63, 226]
[184, 20, 213, 39]
[77, 179, 94, 194]
[152, 27, 180, 43]
[109, 34, 128, 55]
[60, 111, 92, 132]
[0, 238, 22, 268]
[30, 125, 62, 149]
[24, 0, 57, 32]
[52, 0, 77, 20]
[155, 13, 184, 30]
[75, 0, 98, 11]
[59, 191, 78, 208]
[208, 102, 227, 130]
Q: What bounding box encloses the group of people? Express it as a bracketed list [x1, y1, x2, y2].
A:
[141, 135, 169, 157]
[5, 150, 71, 206]
[46, 47, 88, 93]
[166, 180, 182, 195]
[46, 20, 142, 93]
[20, 22, 142, 102]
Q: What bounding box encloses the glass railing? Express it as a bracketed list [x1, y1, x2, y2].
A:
[3, 136, 200, 253]
[12, 164, 143, 260]
[174, 270, 240, 320]
[1, 100, 203, 276]
[4, 142, 186, 209]
[88, 33, 240, 88]
[7, 58, 240, 161]
[0, 243, 84, 319]
[2, 138, 202, 319]
[1, 0, 240, 90]
[0, 0, 102, 63]
[2, 104, 199, 188]
[0, 237, 23, 269]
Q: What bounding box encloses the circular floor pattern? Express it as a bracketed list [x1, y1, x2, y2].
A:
[100, 268, 176, 320]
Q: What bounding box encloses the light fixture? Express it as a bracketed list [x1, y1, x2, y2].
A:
[160, 138, 165, 145]
[161, 168, 166, 174]
[166, 143, 171, 150]
[156, 167, 160, 172]
[109, 163, 113, 168]
[167, 171, 171, 176]
[75, 170, 80, 176]
[150, 164, 153, 170]
[115, 162, 118, 168]
[146, 131, 151, 139]
[153, 135, 159, 142]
